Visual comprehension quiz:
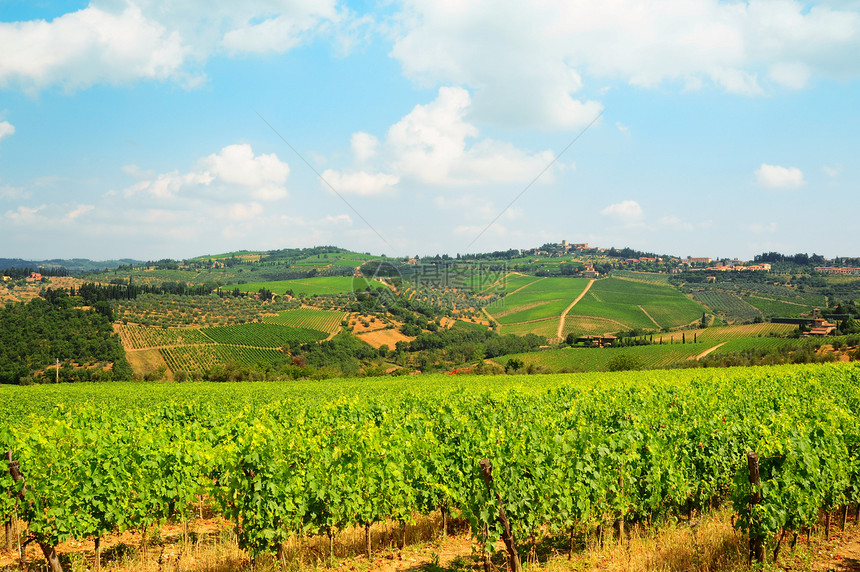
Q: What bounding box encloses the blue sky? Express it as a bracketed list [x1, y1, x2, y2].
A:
[1, 1, 859, 261]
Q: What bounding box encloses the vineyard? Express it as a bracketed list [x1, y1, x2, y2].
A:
[118, 321, 329, 377]
[202, 322, 327, 347]
[500, 342, 708, 371]
[657, 322, 798, 344]
[489, 277, 590, 324]
[568, 278, 704, 332]
[160, 344, 287, 373]
[692, 290, 763, 322]
[116, 323, 214, 350]
[264, 307, 347, 335]
[2, 363, 860, 572]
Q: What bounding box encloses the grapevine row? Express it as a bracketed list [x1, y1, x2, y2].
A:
[1, 364, 859, 571]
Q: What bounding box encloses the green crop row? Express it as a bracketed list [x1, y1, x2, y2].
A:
[2, 364, 859, 570]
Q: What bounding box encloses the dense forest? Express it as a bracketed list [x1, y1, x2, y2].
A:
[0, 297, 132, 384]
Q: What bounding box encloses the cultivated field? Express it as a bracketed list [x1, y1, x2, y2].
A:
[236, 276, 384, 296]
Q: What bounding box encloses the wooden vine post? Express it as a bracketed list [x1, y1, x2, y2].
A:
[479, 458, 523, 572]
[4, 515, 12, 554]
[747, 451, 764, 565]
[6, 451, 64, 572]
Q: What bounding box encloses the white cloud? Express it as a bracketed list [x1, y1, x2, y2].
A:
[225, 202, 263, 221]
[351, 132, 379, 163]
[5, 204, 45, 222]
[755, 163, 805, 189]
[221, 3, 340, 54]
[823, 164, 843, 178]
[66, 204, 94, 220]
[320, 169, 399, 196]
[122, 143, 290, 201]
[386, 86, 555, 185]
[601, 200, 643, 222]
[323, 214, 352, 226]
[203, 143, 290, 200]
[390, 0, 860, 128]
[659, 215, 695, 232]
[0, 4, 189, 93]
[0, 121, 14, 141]
[323, 87, 556, 193]
[0, 184, 29, 201]
[0, 1, 347, 92]
[748, 221, 779, 234]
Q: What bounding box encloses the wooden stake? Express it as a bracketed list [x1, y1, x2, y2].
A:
[7, 451, 63, 572]
[4, 518, 12, 554]
[479, 458, 522, 572]
[747, 451, 764, 564]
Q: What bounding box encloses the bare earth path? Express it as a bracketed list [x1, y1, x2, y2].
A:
[693, 342, 727, 360]
[638, 305, 661, 328]
[557, 279, 596, 339]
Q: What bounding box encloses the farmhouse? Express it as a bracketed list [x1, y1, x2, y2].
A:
[804, 317, 837, 336]
[582, 263, 599, 278]
[575, 334, 617, 347]
[27, 272, 42, 281]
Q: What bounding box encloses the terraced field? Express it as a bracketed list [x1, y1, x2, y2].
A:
[657, 322, 797, 343]
[264, 307, 347, 335]
[745, 295, 811, 317]
[235, 276, 384, 296]
[160, 345, 287, 373]
[613, 270, 671, 285]
[568, 277, 704, 332]
[692, 290, 764, 322]
[489, 277, 590, 324]
[117, 324, 214, 350]
[202, 322, 327, 347]
[502, 318, 559, 339]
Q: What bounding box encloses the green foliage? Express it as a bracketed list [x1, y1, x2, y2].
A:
[0, 298, 131, 384]
[606, 354, 644, 371]
[3, 363, 860, 566]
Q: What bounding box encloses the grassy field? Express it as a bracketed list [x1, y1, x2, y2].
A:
[501, 318, 559, 339]
[613, 270, 672, 285]
[568, 277, 704, 332]
[489, 277, 590, 324]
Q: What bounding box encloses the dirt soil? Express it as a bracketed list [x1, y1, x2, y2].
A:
[818, 528, 860, 571]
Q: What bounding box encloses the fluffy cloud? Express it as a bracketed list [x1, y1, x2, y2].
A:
[0, 4, 188, 92]
[0, 121, 14, 141]
[66, 204, 94, 220]
[755, 163, 805, 189]
[0, 1, 345, 92]
[326, 87, 556, 191]
[351, 132, 380, 164]
[391, 0, 860, 128]
[124, 143, 290, 201]
[320, 170, 399, 196]
[601, 200, 643, 222]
